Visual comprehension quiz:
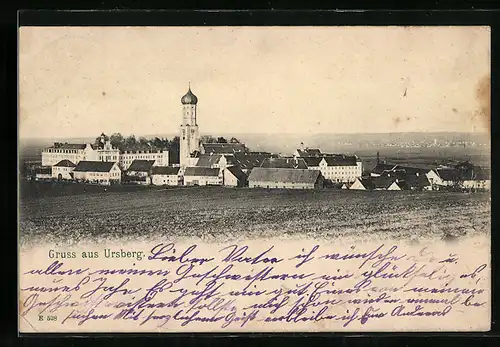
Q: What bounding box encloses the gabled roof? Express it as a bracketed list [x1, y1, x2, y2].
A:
[195, 154, 223, 167]
[73, 161, 116, 172]
[53, 159, 76, 167]
[393, 165, 431, 175]
[47, 143, 89, 150]
[296, 148, 321, 157]
[404, 174, 431, 188]
[437, 166, 491, 181]
[127, 160, 156, 172]
[184, 167, 220, 177]
[302, 157, 322, 167]
[260, 157, 308, 169]
[372, 176, 398, 189]
[202, 143, 247, 154]
[151, 166, 180, 175]
[233, 153, 273, 170]
[249, 167, 321, 184]
[371, 163, 398, 174]
[226, 165, 247, 182]
[322, 155, 357, 166]
[359, 178, 376, 190]
[436, 168, 461, 181]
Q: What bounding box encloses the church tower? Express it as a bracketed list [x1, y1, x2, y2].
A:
[179, 84, 200, 167]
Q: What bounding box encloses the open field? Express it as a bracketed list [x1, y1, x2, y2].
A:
[19, 184, 491, 247]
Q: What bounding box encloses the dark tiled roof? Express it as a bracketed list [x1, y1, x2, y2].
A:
[249, 167, 321, 184]
[73, 161, 116, 172]
[436, 168, 460, 181]
[53, 159, 76, 167]
[296, 148, 322, 157]
[302, 157, 322, 167]
[393, 165, 430, 175]
[371, 163, 398, 174]
[184, 167, 220, 177]
[47, 143, 88, 150]
[356, 178, 376, 190]
[151, 166, 180, 175]
[323, 155, 357, 166]
[260, 157, 308, 169]
[196, 154, 222, 167]
[233, 153, 272, 170]
[226, 165, 248, 182]
[372, 176, 398, 189]
[202, 143, 247, 154]
[127, 160, 156, 172]
[437, 166, 491, 181]
[404, 174, 430, 188]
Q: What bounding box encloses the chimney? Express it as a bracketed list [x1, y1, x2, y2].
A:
[376, 151, 380, 165]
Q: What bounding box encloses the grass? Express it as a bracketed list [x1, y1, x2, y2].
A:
[19, 183, 491, 247]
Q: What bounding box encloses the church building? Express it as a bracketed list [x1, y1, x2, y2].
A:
[179, 85, 201, 167]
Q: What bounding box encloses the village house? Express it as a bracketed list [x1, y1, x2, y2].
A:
[248, 167, 324, 189]
[304, 155, 362, 184]
[73, 161, 121, 185]
[51, 159, 76, 180]
[151, 166, 182, 186]
[124, 160, 156, 185]
[223, 166, 248, 187]
[426, 163, 490, 190]
[183, 167, 222, 186]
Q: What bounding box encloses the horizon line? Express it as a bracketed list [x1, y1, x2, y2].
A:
[19, 130, 491, 140]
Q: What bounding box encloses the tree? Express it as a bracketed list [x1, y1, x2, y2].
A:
[138, 137, 149, 146]
[124, 135, 137, 148]
[217, 137, 228, 144]
[230, 137, 240, 144]
[109, 133, 124, 149]
[200, 135, 217, 144]
[169, 136, 180, 165]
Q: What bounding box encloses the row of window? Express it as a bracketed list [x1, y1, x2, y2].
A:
[44, 149, 81, 154]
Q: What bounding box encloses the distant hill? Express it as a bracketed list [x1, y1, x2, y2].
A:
[19, 132, 490, 161]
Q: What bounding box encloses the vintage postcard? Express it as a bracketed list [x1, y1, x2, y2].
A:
[18, 26, 491, 333]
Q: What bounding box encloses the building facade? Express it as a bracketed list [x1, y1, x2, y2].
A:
[41, 143, 98, 166]
[304, 156, 362, 183]
[73, 161, 121, 185]
[124, 160, 155, 185]
[151, 166, 181, 186]
[51, 160, 76, 180]
[96, 139, 120, 163]
[119, 149, 169, 170]
[183, 167, 222, 186]
[248, 167, 323, 189]
[180, 86, 200, 167]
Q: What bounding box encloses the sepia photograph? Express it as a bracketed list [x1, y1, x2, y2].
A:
[18, 25, 491, 333]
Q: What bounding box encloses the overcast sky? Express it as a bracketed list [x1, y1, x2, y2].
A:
[19, 26, 490, 139]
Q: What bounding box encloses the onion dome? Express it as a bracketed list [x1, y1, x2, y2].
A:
[181, 85, 198, 105]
